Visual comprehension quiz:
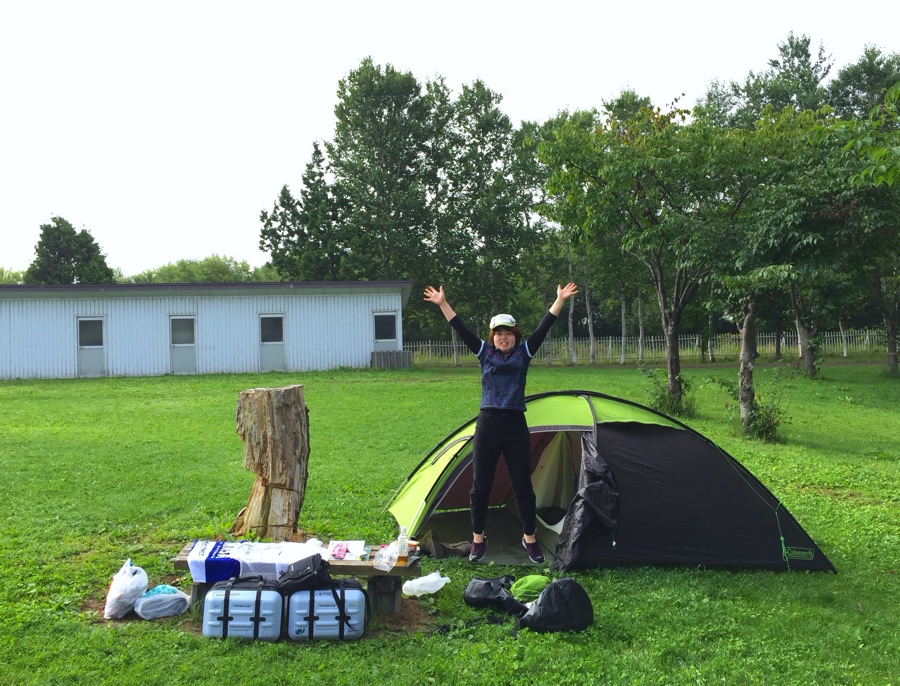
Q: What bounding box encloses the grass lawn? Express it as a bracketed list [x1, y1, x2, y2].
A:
[0, 362, 897, 685]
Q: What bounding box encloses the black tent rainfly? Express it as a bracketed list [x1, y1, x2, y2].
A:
[388, 390, 836, 572]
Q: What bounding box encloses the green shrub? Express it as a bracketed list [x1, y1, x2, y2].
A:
[706, 367, 794, 442]
[638, 366, 696, 418]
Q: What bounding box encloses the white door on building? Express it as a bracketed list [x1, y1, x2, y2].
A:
[77, 317, 106, 377]
[170, 316, 197, 374]
[259, 314, 285, 371]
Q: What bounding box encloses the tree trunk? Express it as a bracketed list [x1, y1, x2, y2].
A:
[664, 321, 683, 400]
[566, 244, 577, 365]
[232, 384, 310, 541]
[650, 263, 698, 406]
[774, 321, 783, 360]
[707, 312, 716, 363]
[790, 283, 818, 378]
[584, 281, 596, 365]
[794, 314, 817, 377]
[739, 299, 759, 434]
[637, 288, 645, 364]
[839, 318, 848, 358]
[567, 300, 577, 366]
[450, 328, 460, 367]
[620, 284, 628, 365]
[886, 314, 898, 377]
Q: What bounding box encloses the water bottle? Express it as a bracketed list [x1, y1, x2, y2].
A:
[397, 526, 409, 565]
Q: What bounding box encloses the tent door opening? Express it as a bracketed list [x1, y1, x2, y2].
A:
[412, 430, 584, 565]
[532, 431, 581, 535]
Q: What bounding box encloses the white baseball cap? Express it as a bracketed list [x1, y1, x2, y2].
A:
[489, 314, 517, 329]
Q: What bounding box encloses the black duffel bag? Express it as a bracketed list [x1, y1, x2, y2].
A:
[463, 575, 528, 617]
[516, 577, 593, 633]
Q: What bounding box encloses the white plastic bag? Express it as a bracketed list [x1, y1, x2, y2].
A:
[134, 584, 191, 620]
[372, 542, 399, 572]
[402, 571, 451, 597]
[103, 558, 149, 619]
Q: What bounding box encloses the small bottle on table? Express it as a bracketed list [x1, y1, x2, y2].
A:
[396, 527, 409, 565]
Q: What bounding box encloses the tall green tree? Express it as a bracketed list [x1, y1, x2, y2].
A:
[755, 108, 898, 377]
[588, 92, 656, 365]
[710, 106, 820, 427]
[24, 217, 115, 285]
[865, 221, 900, 376]
[706, 37, 893, 385]
[813, 80, 900, 374]
[698, 33, 832, 130]
[827, 47, 900, 119]
[259, 142, 347, 281]
[122, 255, 277, 283]
[533, 108, 649, 364]
[847, 82, 900, 375]
[0, 267, 24, 284]
[444, 81, 542, 323]
[839, 81, 900, 187]
[540, 99, 755, 412]
[259, 59, 546, 340]
[325, 58, 436, 284]
[734, 33, 832, 126]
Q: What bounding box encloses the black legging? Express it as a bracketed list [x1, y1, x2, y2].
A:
[469, 409, 537, 536]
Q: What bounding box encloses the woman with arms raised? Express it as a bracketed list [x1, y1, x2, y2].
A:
[423, 282, 578, 564]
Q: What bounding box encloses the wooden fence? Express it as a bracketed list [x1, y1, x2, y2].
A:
[404, 329, 887, 367]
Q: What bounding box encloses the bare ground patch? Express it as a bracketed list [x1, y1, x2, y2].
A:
[796, 483, 891, 506]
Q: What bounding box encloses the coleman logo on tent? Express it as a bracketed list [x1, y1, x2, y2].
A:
[784, 547, 815, 561]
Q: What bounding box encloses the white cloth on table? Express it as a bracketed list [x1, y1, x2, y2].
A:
[186, 539, 326, 583]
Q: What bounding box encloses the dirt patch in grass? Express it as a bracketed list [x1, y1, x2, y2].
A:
[366, 597, 437, 636]
[796, 483, 890, 506]
[80, 594, 108, 618]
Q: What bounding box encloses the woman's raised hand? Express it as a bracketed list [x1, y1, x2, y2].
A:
[423, 285, 446, 306]
[558, 282, 579, 300]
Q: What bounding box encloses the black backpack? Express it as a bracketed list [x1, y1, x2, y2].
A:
[516, 578, 593, 633]
[277, 553, 333, 595]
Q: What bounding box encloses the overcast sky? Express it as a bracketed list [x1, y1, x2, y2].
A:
[1, 1, 895, 275]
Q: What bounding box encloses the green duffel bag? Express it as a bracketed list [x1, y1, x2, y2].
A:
[510, 574, 551, 602]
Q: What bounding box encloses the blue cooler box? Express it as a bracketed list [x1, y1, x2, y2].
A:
[202, 577, 283, 641]
[286, 583, 368, 641]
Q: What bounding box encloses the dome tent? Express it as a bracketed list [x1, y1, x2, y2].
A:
[388, 390, 835, 572]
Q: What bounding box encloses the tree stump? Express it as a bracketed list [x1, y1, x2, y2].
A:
[232, 384, 310, 540]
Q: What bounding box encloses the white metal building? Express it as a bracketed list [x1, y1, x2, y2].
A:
[0, 281, 412, 379]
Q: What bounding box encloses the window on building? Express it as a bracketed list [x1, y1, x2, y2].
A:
[260, 315, 284, 343]
[78, 319, 104, 347]
[374, 312, 397, 341]
[171, 317, 195, 345]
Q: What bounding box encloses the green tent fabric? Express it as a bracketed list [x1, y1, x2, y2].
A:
[387, 390, 836, 573]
